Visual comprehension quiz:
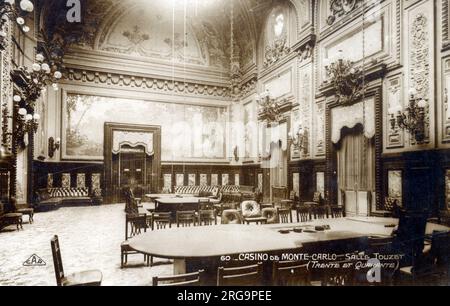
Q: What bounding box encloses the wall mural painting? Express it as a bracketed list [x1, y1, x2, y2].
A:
[388, 170, 402, 205]
[163, 174, 172, 191]
[292, 172, 300, 198]
[258, 173, 263, 192]
[176, 174, 184, 187]
[234, 173, 240, 186]
[244, 102, 258, 159]
[188, 174, 196, 186]
[64, 94, 227, 161]
[222, 174, 229, 186]
[77, 173, 86, 188]
[92, 173, 101, 190]
[62, 173, 71, 188]
[211, 174, 218, 186]
[47, 173, 53, 188]
[316, 172, 325, 197]
[290, 108, 301, 160]
[200, 174, 208, 186]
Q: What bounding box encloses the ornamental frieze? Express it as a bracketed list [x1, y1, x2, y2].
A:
[65, 68, 231, 99]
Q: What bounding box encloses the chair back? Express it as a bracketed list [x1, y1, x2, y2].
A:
[297, 206, 310, 222]
[198, 209, 217, 226]
[394, 210, 428, 266]
[430, 231, 450, 266]
[277, 208, 292, 224]
[176, 211, 197, 227]
[125, 214, 147, 240]
[312, 192, 322, 203]
[153, 270, 204, 286]
[331, 206, 343, 218]
[152, 212, 172, 230]
[50, 235, 65, 286]
[198, 198, 213, 210]
[272, 186, 288, 207]
[272, 260, 309, 286]
[240, 201, 261, 218]
[217, 263, 263, 286]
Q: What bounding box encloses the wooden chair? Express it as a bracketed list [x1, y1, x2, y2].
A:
[51, 235, 102, 286]
[10, 197, 34, 224]
[217, 263, 263, 286]
[152, 212, 172, 230]
[271, 186, 289, 208]
[149, 212, 172, 267]
[331, 206, 344, 218]
[296, 205, 310, 222]
[176, 211, 197, 227]
[198, 199, 217, 226]
[0, 201, 23, 231]
[320, 257, 357, 286]
[153, 270, 205, 286]
[398, 231, 450, 284]
[121, 213, 149, 268]
[277, 208, 292, 223]
[272, 260, 310, 286]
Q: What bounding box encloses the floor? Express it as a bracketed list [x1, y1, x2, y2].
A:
[0, 204, 172, 286]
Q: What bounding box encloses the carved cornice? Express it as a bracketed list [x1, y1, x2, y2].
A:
[65, 68, 232, 99]
[239, 75, 258, 99]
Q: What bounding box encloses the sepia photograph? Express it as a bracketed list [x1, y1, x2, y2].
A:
[0, 0, 449, 292]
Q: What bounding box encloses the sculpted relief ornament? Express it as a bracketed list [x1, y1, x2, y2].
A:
[263, 12, 291, 68]
[327, 0, 362, 26]
[409, 13, 430, 142]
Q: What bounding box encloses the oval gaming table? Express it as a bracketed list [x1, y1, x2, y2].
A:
[128, 217, 449, 285]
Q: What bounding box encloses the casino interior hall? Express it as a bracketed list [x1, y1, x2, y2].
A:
[0, 0, 449, 286]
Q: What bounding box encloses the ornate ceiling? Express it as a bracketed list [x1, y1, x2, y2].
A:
[38, 0, 280, 72]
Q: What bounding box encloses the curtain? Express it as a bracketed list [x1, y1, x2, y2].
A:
[337, 127, 375, 192]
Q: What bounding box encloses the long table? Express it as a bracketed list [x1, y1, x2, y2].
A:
[129, 217, 449, 285]
[153, 196, 220, 216]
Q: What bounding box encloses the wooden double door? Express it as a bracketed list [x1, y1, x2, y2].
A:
[113, 146, 152, 201]
[104, 123, 161, 204]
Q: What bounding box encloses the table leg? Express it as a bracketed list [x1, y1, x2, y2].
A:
[173, 259, 186, 275]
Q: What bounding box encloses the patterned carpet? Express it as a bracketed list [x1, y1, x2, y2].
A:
[0, 204, 172, 286]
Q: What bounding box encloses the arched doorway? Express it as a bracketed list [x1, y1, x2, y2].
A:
[336, 124, 375, 216]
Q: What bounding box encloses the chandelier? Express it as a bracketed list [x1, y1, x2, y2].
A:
[388, 88, 428, 143]
[256, 90, 282, 123]
[324, 50, 364, 106]
[288, 125, 309, 153]
[18, 52, 62, 105]
[0, 0, 34, 50]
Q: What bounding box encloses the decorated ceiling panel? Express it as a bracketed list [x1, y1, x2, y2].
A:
[40, 0, 261, 72]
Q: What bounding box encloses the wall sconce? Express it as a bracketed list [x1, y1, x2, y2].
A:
[15, 101, 40, 144]
[48, 137, 60, 158]
[388, 88, 428, 143]
[288, 125, 309, 154]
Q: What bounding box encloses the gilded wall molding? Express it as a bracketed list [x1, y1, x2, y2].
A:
[65, 68, 231, 99]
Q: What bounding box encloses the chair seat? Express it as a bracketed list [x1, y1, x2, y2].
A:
[121, 240, 131, 248]
[3, 213, 23, 218]
[62, 270, 103, 286]
[17, 208, 33, 214]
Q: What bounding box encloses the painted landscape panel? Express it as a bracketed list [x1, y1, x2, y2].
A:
[63, 94, 227, 160]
